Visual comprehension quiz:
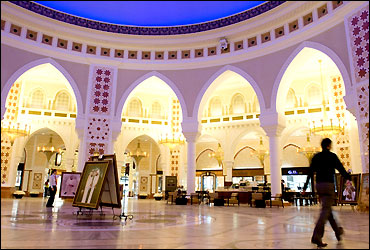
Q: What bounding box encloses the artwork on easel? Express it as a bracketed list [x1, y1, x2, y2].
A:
[60, 172, 81, 199]
[72, 161, 109, 209]
[338, 174, 361, 205]
[91, 154, 121, 208]
[358, 173, 369, 211]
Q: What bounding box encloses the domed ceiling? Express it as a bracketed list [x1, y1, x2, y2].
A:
[34, 1, 265, 27]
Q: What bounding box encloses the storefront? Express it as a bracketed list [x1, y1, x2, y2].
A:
[281, 167, 312, 192]
[195, 170, 224, 192]
[232, 168, 265, 187]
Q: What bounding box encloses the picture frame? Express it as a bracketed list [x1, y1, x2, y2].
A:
[358, 173, 369, 210]
[60, 172, 81, 199]
[72, 161, 109, 209]
[32, 173, 42, 189]
[90, 154, 121, 208]
[338, 174, 361, 205]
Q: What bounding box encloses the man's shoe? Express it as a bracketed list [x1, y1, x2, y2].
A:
[311, 239, 328, 248]
[335, 227, 344, 241]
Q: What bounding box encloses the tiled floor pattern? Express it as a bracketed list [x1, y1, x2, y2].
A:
[1, 197, 369, 249]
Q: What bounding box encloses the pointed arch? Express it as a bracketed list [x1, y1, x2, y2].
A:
[194, 65, 266, 121]
[272, 41, 352, 114]
[1, 58, 84, 118]
[115, 71, 188, 119]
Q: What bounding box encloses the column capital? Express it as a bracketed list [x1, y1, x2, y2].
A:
[259, 111, 286, 137]
[183, 132, 200, 143]
[181, 119, 201, 143]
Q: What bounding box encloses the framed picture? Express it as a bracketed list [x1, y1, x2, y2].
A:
[32, 173, 42, 189]
[338, 174, 361, 205]
[72, 161, 109, 209]
[358, 173, 369, 209]
[97, 154, 121, 208]
[60, 172, 81, 199]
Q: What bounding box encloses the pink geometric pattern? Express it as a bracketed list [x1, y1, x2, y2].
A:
[1, 135, 12, 185]
[4, 81, 22, 121]
[331, 75, 352, 171]
[359, 122, 369, 172]
[90, 67, 113, 115]
[356, 83, 369, 120]
[86, 142, 107, 161]
[87, 117, 110, 142]
[348, 6, 369, 83]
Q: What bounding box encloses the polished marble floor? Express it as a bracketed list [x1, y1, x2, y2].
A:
[1, 197, 369, 249]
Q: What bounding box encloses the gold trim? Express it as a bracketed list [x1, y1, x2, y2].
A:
[28, 110, 41, 115]
[55, 113, 67, 117]
[246, 115, 253, 119]
[151, 121, 161, 125]
[201, 120, 207, 123]
[142, 120, 148, 124]
[308, 108, 321, 113]
[297, 110, 305, 114]
[121, 118, 126, 122]
[223, 117, 229, 121]
[70, 114, 76, 118]
[210, 118, 220, 123]
[232, 116, 243, 121]
[21, 110, 26, 114]
[128, 119, 140, 123]
[285, 111, 294, 115]
[44, 112, 52, 116]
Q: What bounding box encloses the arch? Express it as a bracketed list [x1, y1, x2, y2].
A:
[53, 90, 72, 111]
[304, 82, 322, 106]
[127, 97, 143, 117]
[194, 65, 266, 121]
[115, 71, 188, 119]
[230, 93, 246, 114]
[196, 148, 215, 162]
[151, 101, 162, 119]
[272, 41, 352, 114]
[208, 96, 222, 117]
[286, 88, 298, 109]
[1, 58, 84, 119]
[233, 145, 256, 159]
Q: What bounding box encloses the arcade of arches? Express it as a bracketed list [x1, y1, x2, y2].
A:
[1, 2, 369, 201]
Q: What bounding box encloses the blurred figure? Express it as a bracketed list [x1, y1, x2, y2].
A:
[303, 138, 351, 247]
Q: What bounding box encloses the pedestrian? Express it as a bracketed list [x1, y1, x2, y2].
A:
[44, 179, 49, 197]
[46, 169, 58, 208]
[302, 138, 351, 247]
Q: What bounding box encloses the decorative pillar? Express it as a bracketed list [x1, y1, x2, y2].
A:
[260, 112, 286, 196]
[181, 119, 201, 195]
[77, 65, 118, 171]
[344, 4, 369, 173]
[223, 160, 233, 182]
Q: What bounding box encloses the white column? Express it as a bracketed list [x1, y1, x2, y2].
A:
[267, 134, 282, 195]
[182, 119, 201, 195]
[223, 160, 233, 182]
[184, 133, 197, 194]
[260, 112, 286, 196]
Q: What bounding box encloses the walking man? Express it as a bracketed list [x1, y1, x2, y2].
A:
[302, 138, 351, 247]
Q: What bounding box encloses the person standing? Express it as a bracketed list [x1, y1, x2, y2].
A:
[46, 169, 58, 207]
[302, 138, 351, 247]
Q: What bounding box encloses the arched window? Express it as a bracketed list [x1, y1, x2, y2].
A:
[286, 88, 297, 109]
[231, 94, 245, 114]
[306, 84, 322, 106]
[209, 97, 222, 117]
[30, 89, 45, 109]
[128, 99, 142, 117]
[54, 92, 70, 111]
[151, 101, 162, 119]
[252, 95, 260, 113]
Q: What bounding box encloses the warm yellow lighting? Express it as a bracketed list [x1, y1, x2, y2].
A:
[309, 59, 343, 137]
[158, 133, 185, 151]
[37, 135, 60, 163]
[1, 120, 30, 146]
[208, 143, 224, 167]
[128, 140, 148, 165]
[297, 133, 320, 163]
[251, 137, 269, 167]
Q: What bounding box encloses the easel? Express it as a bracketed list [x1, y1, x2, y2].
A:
[73, 205, 105, 216]
[113, 188, 133, 222]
